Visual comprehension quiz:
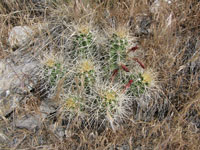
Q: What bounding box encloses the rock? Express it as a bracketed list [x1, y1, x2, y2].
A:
[0, 60, 13, 90]
[0, 92, 22, 117]
[50, 124, 65, 139]
[55, 127, 65, 139]
[0, 56, 39, 91]
[150, 0, 172, 14]
[133, 91, 170, 122]
[116, 144, 130, 150]
[39, 101, 56, 118]
[15, 114, 41, 131]
[0, 47, 41, 118]
[0, 132, 9, 144]
[14, 102, 55, 131]
[135, 15, 152, 36]
[8, 26, 34, 48]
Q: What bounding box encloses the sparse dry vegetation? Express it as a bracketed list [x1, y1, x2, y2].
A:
[0, 0, 199, 149]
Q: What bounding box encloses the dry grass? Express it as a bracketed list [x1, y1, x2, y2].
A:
[0, 0, 199, 149]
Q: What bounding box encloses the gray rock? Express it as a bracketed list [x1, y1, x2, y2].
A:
[50, 124, 65, 140]
[119, 146, 130, 150]
[0, 57, 39, 92]
[0, 132, 9, 144]
[150, 0, 172, 14]
[0, 55, 39, 118]
[0, 89, 10, 98]
[8, 26, 34, 48]
[55, 127, 65, 138]
[15, 114, 41, 131]
[0, 92, 22, 117]
[14, 102, 55, 131]
[39, 101, 56, 118]
[135, 15, 152, 36]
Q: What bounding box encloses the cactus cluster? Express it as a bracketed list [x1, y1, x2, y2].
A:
[38, 25, 157, 130]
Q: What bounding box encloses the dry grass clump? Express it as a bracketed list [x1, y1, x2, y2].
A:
[0, 0, 199, 149]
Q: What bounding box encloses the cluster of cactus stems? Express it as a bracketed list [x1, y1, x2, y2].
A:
[107, 33, 147, 96]
[72, 29, 96, 59]
[44, 61, 67, 87]
[39, 27, 155, 131]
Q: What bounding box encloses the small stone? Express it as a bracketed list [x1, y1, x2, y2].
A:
[50, 124, 65, 139]
[8, 26, 34, 48]
[150, 0, 172, 14]
[135, 15, 152, 36]
[0, 90, 10, 98]
[0, 61, 6, 75]
[0, 58, 39, 91]
[15, 114, 41, 131]
[0, 93, 21, 117]
[0, 133, 9, 143]
[56, 127, 65, 138]
[117, 144, 130, 150]
[39, 101, 56, 118]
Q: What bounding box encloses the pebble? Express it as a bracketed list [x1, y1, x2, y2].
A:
[8, 26, 34, 48]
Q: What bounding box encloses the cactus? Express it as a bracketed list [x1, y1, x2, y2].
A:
[44, 62, 66, 87]
[72, 25, 96, 59]
[36, 25, 158, 131]
[38, 53, 67, 98]
[107, 33, 128, 72]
